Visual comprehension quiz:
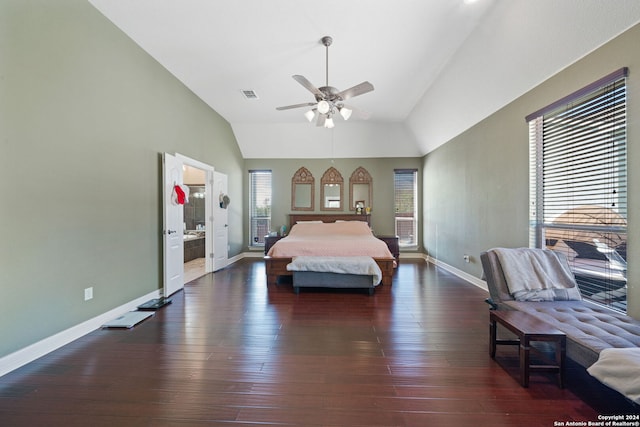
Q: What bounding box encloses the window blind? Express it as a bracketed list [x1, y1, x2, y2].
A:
[528, 69, 627, 312]
[249, 170, 272, 246]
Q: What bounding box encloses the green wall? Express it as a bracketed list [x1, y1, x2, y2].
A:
[422, 22, 640, 318]
[243, 158, 422, 249]
[0, 0, 245, 358]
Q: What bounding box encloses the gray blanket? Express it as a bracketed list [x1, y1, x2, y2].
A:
[492, 247, 578, 301]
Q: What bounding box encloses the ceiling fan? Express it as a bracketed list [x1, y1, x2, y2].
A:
[276, 36, 374, 128]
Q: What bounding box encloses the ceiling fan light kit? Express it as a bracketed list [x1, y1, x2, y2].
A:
[304, 110, 316, 122]
[339, 106, 352, 120]
[276, 36, 374, 128]
[325, 116, 335, 129]
[317, 100, 331, 114]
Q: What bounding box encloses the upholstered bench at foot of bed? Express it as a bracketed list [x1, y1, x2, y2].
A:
[292, 271, 376, 295]
[264, 256, 395, 286]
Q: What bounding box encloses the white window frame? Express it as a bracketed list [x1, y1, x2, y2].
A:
[249, 170, 272, 247]
[394, 169, 418, 248]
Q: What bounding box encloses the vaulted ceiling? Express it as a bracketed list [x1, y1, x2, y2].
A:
[89, 0, 640, 159]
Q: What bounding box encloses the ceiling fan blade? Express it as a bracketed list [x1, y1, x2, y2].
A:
[316, 114, 326, 127]
[276, 102, 315, 111]
[336, 81, 374, 101]
[292, 75, 324, 99]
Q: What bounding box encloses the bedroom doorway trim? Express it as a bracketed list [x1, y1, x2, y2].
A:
[176, 154, 215, 276]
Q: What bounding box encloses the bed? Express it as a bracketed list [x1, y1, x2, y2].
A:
[264, 214, 396, 286]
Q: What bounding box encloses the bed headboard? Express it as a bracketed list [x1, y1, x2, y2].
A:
[288, 214, 371, 228]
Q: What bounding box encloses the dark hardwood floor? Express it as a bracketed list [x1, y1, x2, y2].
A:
[0, 259, 635, 426]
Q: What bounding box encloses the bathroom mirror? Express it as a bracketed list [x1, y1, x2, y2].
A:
[320, 166, 343, 211]
[349, 167, 372, 212]
[291, 167, 314, 211]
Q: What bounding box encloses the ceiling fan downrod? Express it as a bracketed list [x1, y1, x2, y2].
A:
[322, 36, 332, 87]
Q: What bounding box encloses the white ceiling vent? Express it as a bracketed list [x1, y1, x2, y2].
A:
[241, 90, 259, 100]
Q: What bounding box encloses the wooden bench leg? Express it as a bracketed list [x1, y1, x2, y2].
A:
[557, 337, 566, 388]
[520, 337, 531, 387]
[489, 319, 497, 359]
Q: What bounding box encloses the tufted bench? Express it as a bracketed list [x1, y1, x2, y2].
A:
[481, 249, 640, 368]
[286, 256, 382, 295]
[500, 300, 640, 367]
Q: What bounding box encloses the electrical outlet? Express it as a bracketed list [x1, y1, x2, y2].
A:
[84, 287, 93, 301]
[463, 255, 470, 263]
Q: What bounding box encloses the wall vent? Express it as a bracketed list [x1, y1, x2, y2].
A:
[241, 90, 259, 100]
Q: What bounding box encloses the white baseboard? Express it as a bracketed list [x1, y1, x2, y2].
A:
[0, 289, 161, 378]
[227, 253, 244, 263]
[426, 255, 488, 291]
[399, 252, 428, 259]
[242, 251, 265, 258]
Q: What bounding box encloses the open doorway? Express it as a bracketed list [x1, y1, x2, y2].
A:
[183, 164, 208, 283]
[178, 153, 215, 284]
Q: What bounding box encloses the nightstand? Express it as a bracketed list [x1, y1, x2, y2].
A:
[377, 235, 399, 262]
[264, 235, 284, 255]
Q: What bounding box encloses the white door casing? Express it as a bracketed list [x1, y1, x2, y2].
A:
[204, 168, 214, 273]
[213, 171, 229, 271]
[177, 154, 215, 275]
[162, 153, 184, 297]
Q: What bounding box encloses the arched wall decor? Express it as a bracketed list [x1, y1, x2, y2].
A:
[320, 166, 344, 211]
[291, 166, 314, 211]
[349, 166, 373, 212]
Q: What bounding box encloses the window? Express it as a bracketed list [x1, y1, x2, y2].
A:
[527, 68, 627, 312]
[249, 170, 272, 247]
[394, 169, 418, 247]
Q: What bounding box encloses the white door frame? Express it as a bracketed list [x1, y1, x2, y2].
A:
[176, 153, 215, 274]
[213, 171, 229, 271]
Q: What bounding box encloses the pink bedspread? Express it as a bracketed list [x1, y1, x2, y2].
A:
[267, 221, 394, 258]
